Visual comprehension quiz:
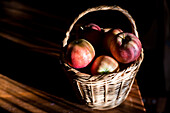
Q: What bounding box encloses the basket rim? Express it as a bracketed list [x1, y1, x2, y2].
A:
[62, 49, 144, 84]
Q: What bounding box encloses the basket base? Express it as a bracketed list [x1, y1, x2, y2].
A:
[84, 77, 136, 110]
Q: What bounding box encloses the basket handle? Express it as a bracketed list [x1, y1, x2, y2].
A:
[63, 5, 139, 47]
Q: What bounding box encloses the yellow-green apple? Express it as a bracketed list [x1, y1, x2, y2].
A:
[66, 39, 95, 69]
[110, 32, 142, 64]
[103, 28, 123, 52]
[82, 23, 103, 50]
[91, 55, 119, 75]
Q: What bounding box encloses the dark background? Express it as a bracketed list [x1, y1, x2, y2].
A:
[0, 0, 169, 113]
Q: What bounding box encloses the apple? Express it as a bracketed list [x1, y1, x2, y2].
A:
[110, 32, 142, 64]
[103, 28, 123, 52]
[91, 55, 119, 75]
[81, 23, 103, 50]
[84, 23, 101, 31]
[66, 39, 95, 69]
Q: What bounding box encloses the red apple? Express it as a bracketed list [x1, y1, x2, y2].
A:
[84, 23, 101, 31]
[103, 28, 123, 52]
[91, 55, 119, 75]
[110, 32, 142, 64]
[66, 39, 95, 69]
[82, 23, 103, 50]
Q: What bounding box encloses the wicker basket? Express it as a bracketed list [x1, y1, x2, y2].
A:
[61, 5, 144, 110]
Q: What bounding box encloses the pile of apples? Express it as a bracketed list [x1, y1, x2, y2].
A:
[66, 23, 142, 76]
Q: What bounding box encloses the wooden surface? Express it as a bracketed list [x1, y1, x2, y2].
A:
[0, 74, 146, 113]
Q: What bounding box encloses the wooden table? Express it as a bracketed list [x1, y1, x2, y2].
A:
[0, 74, 146, 113]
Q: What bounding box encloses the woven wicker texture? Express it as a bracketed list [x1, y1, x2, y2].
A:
[62, 5, 144, 110]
